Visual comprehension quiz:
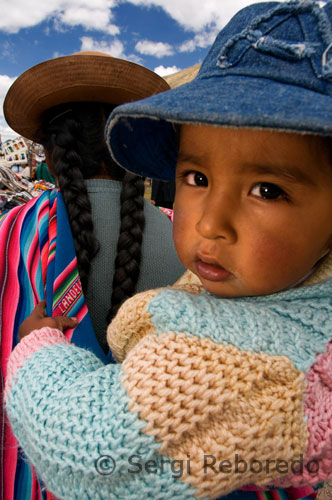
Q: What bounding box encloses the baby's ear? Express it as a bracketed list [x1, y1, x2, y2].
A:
[106, 289, 159, 362]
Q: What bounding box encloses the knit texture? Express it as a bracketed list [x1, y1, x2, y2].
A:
[0, 188, 101, 500]
[107, 269, 203, 360]
[274, 341, 332, 487]
[5, 261, 332, 499]
[122, 332, 307, 498]
[6, 336, 197, 500]
[109, 272, 332, 371]
[147, 285, 331, 372]
[5, 327, 69, 395]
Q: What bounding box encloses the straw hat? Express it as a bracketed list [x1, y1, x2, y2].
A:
[164, 63, 201, 89]
[4, 51, 169, 141]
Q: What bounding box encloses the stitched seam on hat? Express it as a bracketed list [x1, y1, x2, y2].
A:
[218, 13, 295, 68]
[217, 1, 329, 71]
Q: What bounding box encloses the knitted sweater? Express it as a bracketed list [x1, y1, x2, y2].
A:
[5, 262, 332, 500]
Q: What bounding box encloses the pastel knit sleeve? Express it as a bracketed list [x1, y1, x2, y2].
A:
[5, 328, 199, 500]
[106, 285, 332, 497]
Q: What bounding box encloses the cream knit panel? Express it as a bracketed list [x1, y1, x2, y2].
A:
[107, 288, 159, 361]
[121, 331, 307, 499]
[302, 251, 332, 286]
[107, 271, 202, 362]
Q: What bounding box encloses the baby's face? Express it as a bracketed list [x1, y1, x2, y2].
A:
[173, 125, 332, 297]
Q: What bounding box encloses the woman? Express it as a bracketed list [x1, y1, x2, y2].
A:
[0, 51, 184, 499]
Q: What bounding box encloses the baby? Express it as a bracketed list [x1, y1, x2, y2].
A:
[5, 1, 332, 499]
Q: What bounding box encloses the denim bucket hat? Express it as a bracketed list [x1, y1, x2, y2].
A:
[106, 0, 332, 180]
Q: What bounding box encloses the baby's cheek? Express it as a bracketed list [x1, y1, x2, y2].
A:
[173, 211, 193, 264]
[248, 233, 303, 289]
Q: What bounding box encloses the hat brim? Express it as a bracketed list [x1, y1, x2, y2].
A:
[106, 74, 332, 181]
[4, 54, 169, 142]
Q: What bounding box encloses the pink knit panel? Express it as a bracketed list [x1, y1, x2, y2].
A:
[274, 341, 332, 487]
[4, 328, 69, 396]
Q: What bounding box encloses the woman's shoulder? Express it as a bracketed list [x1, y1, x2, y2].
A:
[138, 200, 185, 288]
[0, 188, 59, 227]
[16, 187, 58, 209]
[143, 199, 173, 225]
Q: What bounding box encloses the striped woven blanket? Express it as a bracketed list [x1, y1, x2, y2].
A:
[0, 189, 105, 500]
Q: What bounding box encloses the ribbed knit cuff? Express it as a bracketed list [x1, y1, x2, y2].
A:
[5, 328, 69, 397]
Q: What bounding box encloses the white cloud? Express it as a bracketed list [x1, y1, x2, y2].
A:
[128, 0, 280, 32]
[1, 41, 15, 59]
[178, 39, 196, 53]
[0, 0, 119, 34]
[59, 5, 119, 34]
[135, 40, 174, 57]
[0, 0, 280, 36]
[0, 118, 18, 142]
[0, 75, 19, 141]
[154, 65, 180, 76]
[179, 29, 218, 53]
[81, 36, 124, 56]
[0, 75, 17, 118]
[53, 51, 66, 58]
[80, 36, 142, 63]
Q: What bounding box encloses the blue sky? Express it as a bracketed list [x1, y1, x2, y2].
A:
[0, 0, 272, 141]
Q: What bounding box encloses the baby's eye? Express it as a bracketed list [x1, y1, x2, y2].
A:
[250, 182, 286, 200]
[185, 171, 208, 187]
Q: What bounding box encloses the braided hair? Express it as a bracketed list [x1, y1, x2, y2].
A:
[107, 172, 145, 323]
[38, 101, 145, 325]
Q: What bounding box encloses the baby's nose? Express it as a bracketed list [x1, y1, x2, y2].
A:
[195, 190, 238, 243]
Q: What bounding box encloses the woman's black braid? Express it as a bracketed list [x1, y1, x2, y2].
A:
[38, 101, 146, 332]
[39, 102, 114, 292]
[107, 172, 145, 323]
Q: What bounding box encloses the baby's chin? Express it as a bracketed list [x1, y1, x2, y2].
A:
[195, 277, 246, 298]
[198, 276, 290, 298]
[188, 264, 308, 297]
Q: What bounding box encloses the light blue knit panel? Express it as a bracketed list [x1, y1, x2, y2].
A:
[147, 278, 332, 372]
[6, 344, 200, 500]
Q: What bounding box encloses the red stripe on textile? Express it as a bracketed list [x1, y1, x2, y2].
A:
[52, 276, 82, 314]
[256, 492, 268, 500]
[46, 200, 57, 271]
[63, 303, 89, 342]
[27, 202, 50, 302]
[47, 493, 59, 500]
[285, 486, 318, 499]
[1, 197, 49, 500]
[32, 468, 38, 499]
[53, 258, 77, 292]
[3, 423, 17, 500]
[1, 208, 25, 376]
[27, 229, 41, 304]
[48, 199, 57, 242]
[1, 206, 26, 500]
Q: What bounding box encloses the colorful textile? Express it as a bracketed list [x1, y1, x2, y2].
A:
[5, 265, 332, 499]
[158, 206, 174, 222]
[222, 486, 318, 500]
[35, 163, 55, 184]
[0, 188, 109, 500]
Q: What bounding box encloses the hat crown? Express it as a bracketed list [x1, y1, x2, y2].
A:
[198, 0, 332, 95]
[105, 0, 332, 181]
[4, 51, 169, 141]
